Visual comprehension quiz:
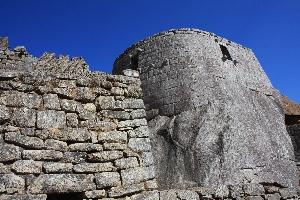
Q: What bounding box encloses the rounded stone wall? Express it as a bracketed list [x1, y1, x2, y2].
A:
[113, 29, 298, 190]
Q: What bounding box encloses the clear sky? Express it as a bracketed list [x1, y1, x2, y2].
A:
[1, 1, 300, 103]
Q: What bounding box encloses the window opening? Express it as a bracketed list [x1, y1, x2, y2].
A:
[219, 45, 233, 61]
[131, 54, 139, 70]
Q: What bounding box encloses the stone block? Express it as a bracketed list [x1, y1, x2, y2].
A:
[43, 162, 73, 173]
[88, 151, 123, 162]
[23, 150, 63, 160]
[83, 103, 96, 112]
[103, 143, 127, 150]
[108, 183, 144, 198]
[0, 174, 25, 194]
[114, 157, 139, 169]
[11, 160, 42, 174]
[177, 190, 200, 200]
[264, 193, 281, 200]
[128, 126, 150, 138]
[0, 194, 47, 200]
[29, 174, 95, 194]
[128, 138, 151, 152]
[98, 131, 127, 143]
[62, 152, 87, 164]
[95, 172, 121, 188]
[159, 190, 178, 200]
[0, 164, 11, 173]
[36, 110, 66, 129]
[95, 96, 115, 110]
[145, 179, 158, 190]
[60, 99, 83, 113]
[140, 152, 154, 167]
[20, 128, 35, 136]
[43, 93, 60, 110]
[245, 196, 264, 200]
[4, 91, 42, 109]
[76, 87, 95, 102]
[122, 99, 145, 109]
[80, 119, 117, 131]
[58, 80, 76, 88]
[118, 118, 147, 128]
[53, 87, 74, 99]
[5, 132, 44, 149]
[121, 166, 155, 186]
[68, 143, 103, 152]
[44, 139, 67, 151]
[101, 110, 131, 120]
[131, 109, 146, 119]
[279, 188, 297, 199]
[243, 184, 265, 196]
[0, 105, 9, 123]
[111, 87, 124, 96]
[264, 186, 279, 193]
[228, 185, 243, 198]
[0, 144, 22, 162]
[73, 162, 115, 173]
[130, 191, 160, 200]
[215, 185, 229, 198]
[38, 128, 90, 142]
[84, 190, 106, 198]
[12, 108, 36, 127]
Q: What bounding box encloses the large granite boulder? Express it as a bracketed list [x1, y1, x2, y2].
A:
[113, 28, 298, 189]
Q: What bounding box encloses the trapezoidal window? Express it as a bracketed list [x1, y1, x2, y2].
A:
[219, 45, 233, 61]
[130, 54, 139, 70]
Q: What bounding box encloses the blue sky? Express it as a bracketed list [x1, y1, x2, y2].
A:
[1, 1, 300, 103]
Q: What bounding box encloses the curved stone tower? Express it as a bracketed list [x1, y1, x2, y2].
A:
[113, 29, 298, 189]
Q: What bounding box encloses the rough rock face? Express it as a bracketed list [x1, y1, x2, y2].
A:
[113, 28, 298, 189]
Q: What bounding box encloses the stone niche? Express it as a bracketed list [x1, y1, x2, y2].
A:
[113, 28, 299, 190]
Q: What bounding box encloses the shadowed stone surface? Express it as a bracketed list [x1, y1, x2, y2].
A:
[113, 29, 298, 189]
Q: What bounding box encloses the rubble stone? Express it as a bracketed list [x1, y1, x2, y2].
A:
[108, 183, 144, 198]
[12, 108, 36, 127]
[43, 162, 73, 173]
[121, 166, 155, 185]
[88, 151, 123, 162]
[11, 160, 42, 174]
[23, 150, 63, 160]
[0, 144, 22, 162]
[43, 93, 60, 110]
[73, 162, 115, 173]
[36, 110, 66, 129]
[5, 132, 44, 149]
[95, 172, 121, 188]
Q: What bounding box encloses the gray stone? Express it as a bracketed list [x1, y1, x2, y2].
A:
[108, 183, 144, 198]
[83, 103, 96, 112]
[62, 152, 86, 164]
[215, 185, 229, 198]
[43, 93, 60, 110]
[0, 174, 25, 194]
[130, 191, 160, 200]
[114, 157, 139, 169]
[145, 179, 158, 190]
[0, 194, 47, 200]
[76, 87, 95, 102]
[95, 172, 121, 188]
[11, 160, 42, 174]
[44, 139, 67, 151]
[0, 144, 22, 162]
[121, 166, 155, 185]
[38, 128, 90, 141]
[122, 99, 145, 109]
[177, 190, 200, 200]
[73, 162, 115, 173]
[159, 190, 178, 200]
[4, 91, 42, 109]
[69, 143, 103, 152]
[279, 188, 297, 199]
[101, 110, 131, 120]
[53, 87, 74, 99]
[43, 162, 73, 173]
[23, 150, 63, 160]
[264, 193, 281, 200]
[20, 128, 35, 136]
[103, 143, 127, 150]
[190, 187, 215, 196]
[131, 109, 146, 119]
[243, 184, 265, 196]
[12, 108, 36, 127]
[128, 138, 152, 152]
[84, 190, 106, 198]
[128, 126, 150, 138]
[228, 185, 243, 198]
[111, 87, 124, 96]
[264, 185, 279, 193]
[98, 131, 127, 143]
[29, 174, 95, 194]
[0, 105, 9, 122]
[141, 152, 154, 167]
[88, 151, 123, 162]
[5, 132, 44, 149]
[95, 96, 115, 110]
[0, 164, 11, 173]
[60, 99, 83, 113]
[80, 119, 117, 131]
[245, 196, 264, 200]
[36, 110, 66, 129]
[118, 119, 147, 128]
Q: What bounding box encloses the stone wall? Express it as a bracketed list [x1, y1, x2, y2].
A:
[0, 66, 158, 199]
[113, 28, 298, 190]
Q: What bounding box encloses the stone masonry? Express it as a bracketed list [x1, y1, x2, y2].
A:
[0, 29, 299, 200]
[113, 28, 298, 190]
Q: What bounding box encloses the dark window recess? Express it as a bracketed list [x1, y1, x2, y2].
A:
[220, 45, 233, 61]
[131, 54, 139, 70]
[47, 193, 83, 200]
[285, 115, 300, 125]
